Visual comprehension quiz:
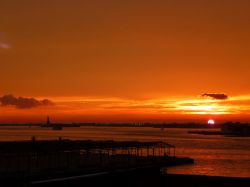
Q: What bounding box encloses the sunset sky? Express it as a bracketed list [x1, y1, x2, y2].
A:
[1, 1, 250, 123]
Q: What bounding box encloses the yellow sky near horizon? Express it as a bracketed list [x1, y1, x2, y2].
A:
[1, 94, 250, 123]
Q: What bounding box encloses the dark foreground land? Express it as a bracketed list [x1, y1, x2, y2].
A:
[30, 171, 250, 187]
[0, 140, 192, 187]
[4, 164, 250, 187]
[1, 140, 249, 187]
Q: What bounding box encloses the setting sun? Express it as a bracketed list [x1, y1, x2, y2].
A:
[208, 119, 215, 125]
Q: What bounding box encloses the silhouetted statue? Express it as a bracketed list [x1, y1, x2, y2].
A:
[47, 116, 50, 125]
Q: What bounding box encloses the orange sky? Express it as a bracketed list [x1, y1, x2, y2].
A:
[0, 1, 250, 123]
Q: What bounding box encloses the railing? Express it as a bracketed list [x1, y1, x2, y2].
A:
[0, 145, 175, 176]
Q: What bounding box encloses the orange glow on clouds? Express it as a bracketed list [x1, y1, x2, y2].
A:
[1, 95, 250, 123]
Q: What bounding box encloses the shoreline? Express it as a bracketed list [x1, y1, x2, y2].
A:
[188, 130, 250, 137]
[29, 171, 250, 187]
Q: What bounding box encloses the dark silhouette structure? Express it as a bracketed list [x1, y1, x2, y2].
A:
[0, 140, 193, 186]
[46, 116, 50, 125]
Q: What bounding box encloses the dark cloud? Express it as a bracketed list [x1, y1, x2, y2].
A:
[0, 95, 54, 109]
[201, 93, 228, 100]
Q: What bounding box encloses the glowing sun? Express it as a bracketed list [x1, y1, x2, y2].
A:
[208, 119, 215, 125]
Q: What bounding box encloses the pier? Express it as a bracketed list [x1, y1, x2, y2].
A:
[0, 140, 193, 186]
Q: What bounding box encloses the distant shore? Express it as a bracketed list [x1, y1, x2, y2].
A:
[0, 122, 220, 129]
[189, 122, 250, 137]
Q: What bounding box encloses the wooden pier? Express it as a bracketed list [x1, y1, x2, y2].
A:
[0, 140, 194, 186]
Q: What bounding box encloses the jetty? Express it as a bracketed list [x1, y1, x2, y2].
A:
[0, 140, 193, 186]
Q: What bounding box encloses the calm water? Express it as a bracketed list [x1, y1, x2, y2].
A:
[0, 126, 250, 178]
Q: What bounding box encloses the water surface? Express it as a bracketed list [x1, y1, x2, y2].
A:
[0, 126, 249, 177]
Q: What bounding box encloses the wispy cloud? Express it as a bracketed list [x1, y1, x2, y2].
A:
[51, 95, 250, 115]
[1, 95, 250, 122]
[174, 95, 250, 115]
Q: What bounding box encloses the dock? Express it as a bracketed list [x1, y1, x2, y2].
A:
[0, 140, 193, 186]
